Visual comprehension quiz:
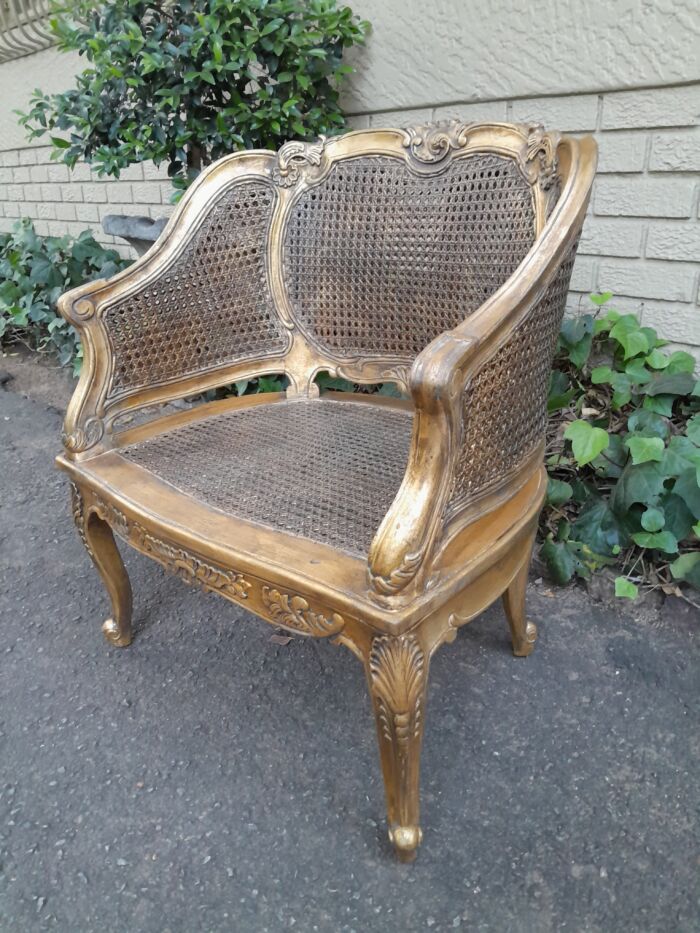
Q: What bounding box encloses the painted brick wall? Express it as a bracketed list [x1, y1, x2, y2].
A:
[0, 144, 173, 260]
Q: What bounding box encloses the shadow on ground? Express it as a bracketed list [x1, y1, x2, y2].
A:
[1, 389, 698, 932]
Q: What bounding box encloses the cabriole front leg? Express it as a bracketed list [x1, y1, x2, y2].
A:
[365, 632, 429, 862]
[70, 483, 133, 647]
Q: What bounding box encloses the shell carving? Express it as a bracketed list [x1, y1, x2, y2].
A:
[369, 634, 425, 754]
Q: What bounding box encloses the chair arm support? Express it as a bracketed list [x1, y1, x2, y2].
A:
[367, 135, 596, 601]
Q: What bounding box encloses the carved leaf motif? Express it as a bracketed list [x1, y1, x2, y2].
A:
[131, 525, 251, 600]
[70, 481, 93, 559]
[261, 586, 344, 637]
[526, 123, 560, 191]
[272, 136, 327, 187]
[93, 497, 130, 539]
[62, 416, 104, 453]
[369, 635, 425, 754]
[369, 550, 425, 596]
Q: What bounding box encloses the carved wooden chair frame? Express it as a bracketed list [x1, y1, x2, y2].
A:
[56, 122, 597, 861]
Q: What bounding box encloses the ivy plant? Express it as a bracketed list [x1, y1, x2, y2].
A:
[0, 219, 129, 374]
[19, 0, 369, 196]
[542, 293, 700, 603]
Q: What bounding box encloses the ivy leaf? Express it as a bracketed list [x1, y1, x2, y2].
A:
[564, 420, 610, 467]
[614, 577, 638, 599]
[547, 369, 574, 412]
[672, 468, 700, 519]
[589, 291, 613, 306]
[662, 436, 700, 476]
[624, 435, 664, 465]
[612, 461, 666, 512]
[591, 433, 627, 479]
[644, 372, 695, 397]
[631, 530, 679, 553]
[686, 414, 700, 446]
[661, 493, 695, 542]
[665, 350, 696, 374]
[559, 314, 594, 368]
[571, 498, 626, 555]
[643, 394, 675, 416]
[627, 409, 670, 440]
[641, 507, 665, 532]
[645, 348, 669, 369]
[609, 315, 650, 360]
[669, 552, 700, 587]
[540, 537, 576, 584]
[546, 478, 573, 507]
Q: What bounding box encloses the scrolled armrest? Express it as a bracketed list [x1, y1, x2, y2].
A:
[367, 134, 597, 602]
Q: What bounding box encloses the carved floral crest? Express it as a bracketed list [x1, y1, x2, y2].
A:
[272, 136, 327, 187]
[402, 120, 470, 164]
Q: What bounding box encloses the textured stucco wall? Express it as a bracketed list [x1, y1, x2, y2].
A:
[1, 1, 699, 352]
[341, 0, 700, 112]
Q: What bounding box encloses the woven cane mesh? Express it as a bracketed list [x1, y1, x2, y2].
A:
[104, 180, 286, 398]
[449, 247, 577, 513]
[284, 153, 536, 359]
[121, 399, 413, 556]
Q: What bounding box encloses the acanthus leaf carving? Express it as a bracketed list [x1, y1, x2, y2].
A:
[261, 585, 344, 637]
[369, 549, 425, 597]
[93, 496, 130, 539]
[130, 524, 252, 601]
[526, 123, 560, 192]
[272, 136, 327, 187]
[70, 481, 93, 559]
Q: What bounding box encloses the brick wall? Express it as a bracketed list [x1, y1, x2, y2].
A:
[0, 145, 173, 260]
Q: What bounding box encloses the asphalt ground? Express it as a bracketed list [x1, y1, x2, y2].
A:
[1, 387, 698, 932]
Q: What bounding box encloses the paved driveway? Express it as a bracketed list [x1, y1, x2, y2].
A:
[1, 388, 698, 932]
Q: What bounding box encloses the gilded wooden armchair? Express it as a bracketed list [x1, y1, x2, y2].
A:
[56, 122, 596, 861]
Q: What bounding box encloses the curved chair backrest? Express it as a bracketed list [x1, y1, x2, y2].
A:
[59, 122, 593, 483]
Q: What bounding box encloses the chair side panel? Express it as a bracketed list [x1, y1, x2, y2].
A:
[448, 243, 577, 516]
[282, 152, 537, 364]
[103, 178, 286, 401]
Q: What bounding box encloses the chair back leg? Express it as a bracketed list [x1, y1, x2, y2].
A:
[502, 527, 538, 658]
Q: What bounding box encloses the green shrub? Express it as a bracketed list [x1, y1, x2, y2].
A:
[0, 219, 129, 374]
[542, 292, 700, 600]
[19, 0, 369, 197]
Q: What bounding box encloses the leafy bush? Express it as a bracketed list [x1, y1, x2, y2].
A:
[0, 219, 129, 374]
[543, 293, 700, 601]
[19, 0, 369, 196]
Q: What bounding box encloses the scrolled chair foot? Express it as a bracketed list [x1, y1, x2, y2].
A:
[512, 619, 537, 657]
[102, 617, 132, 648]
[390, 824, 423, 862]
